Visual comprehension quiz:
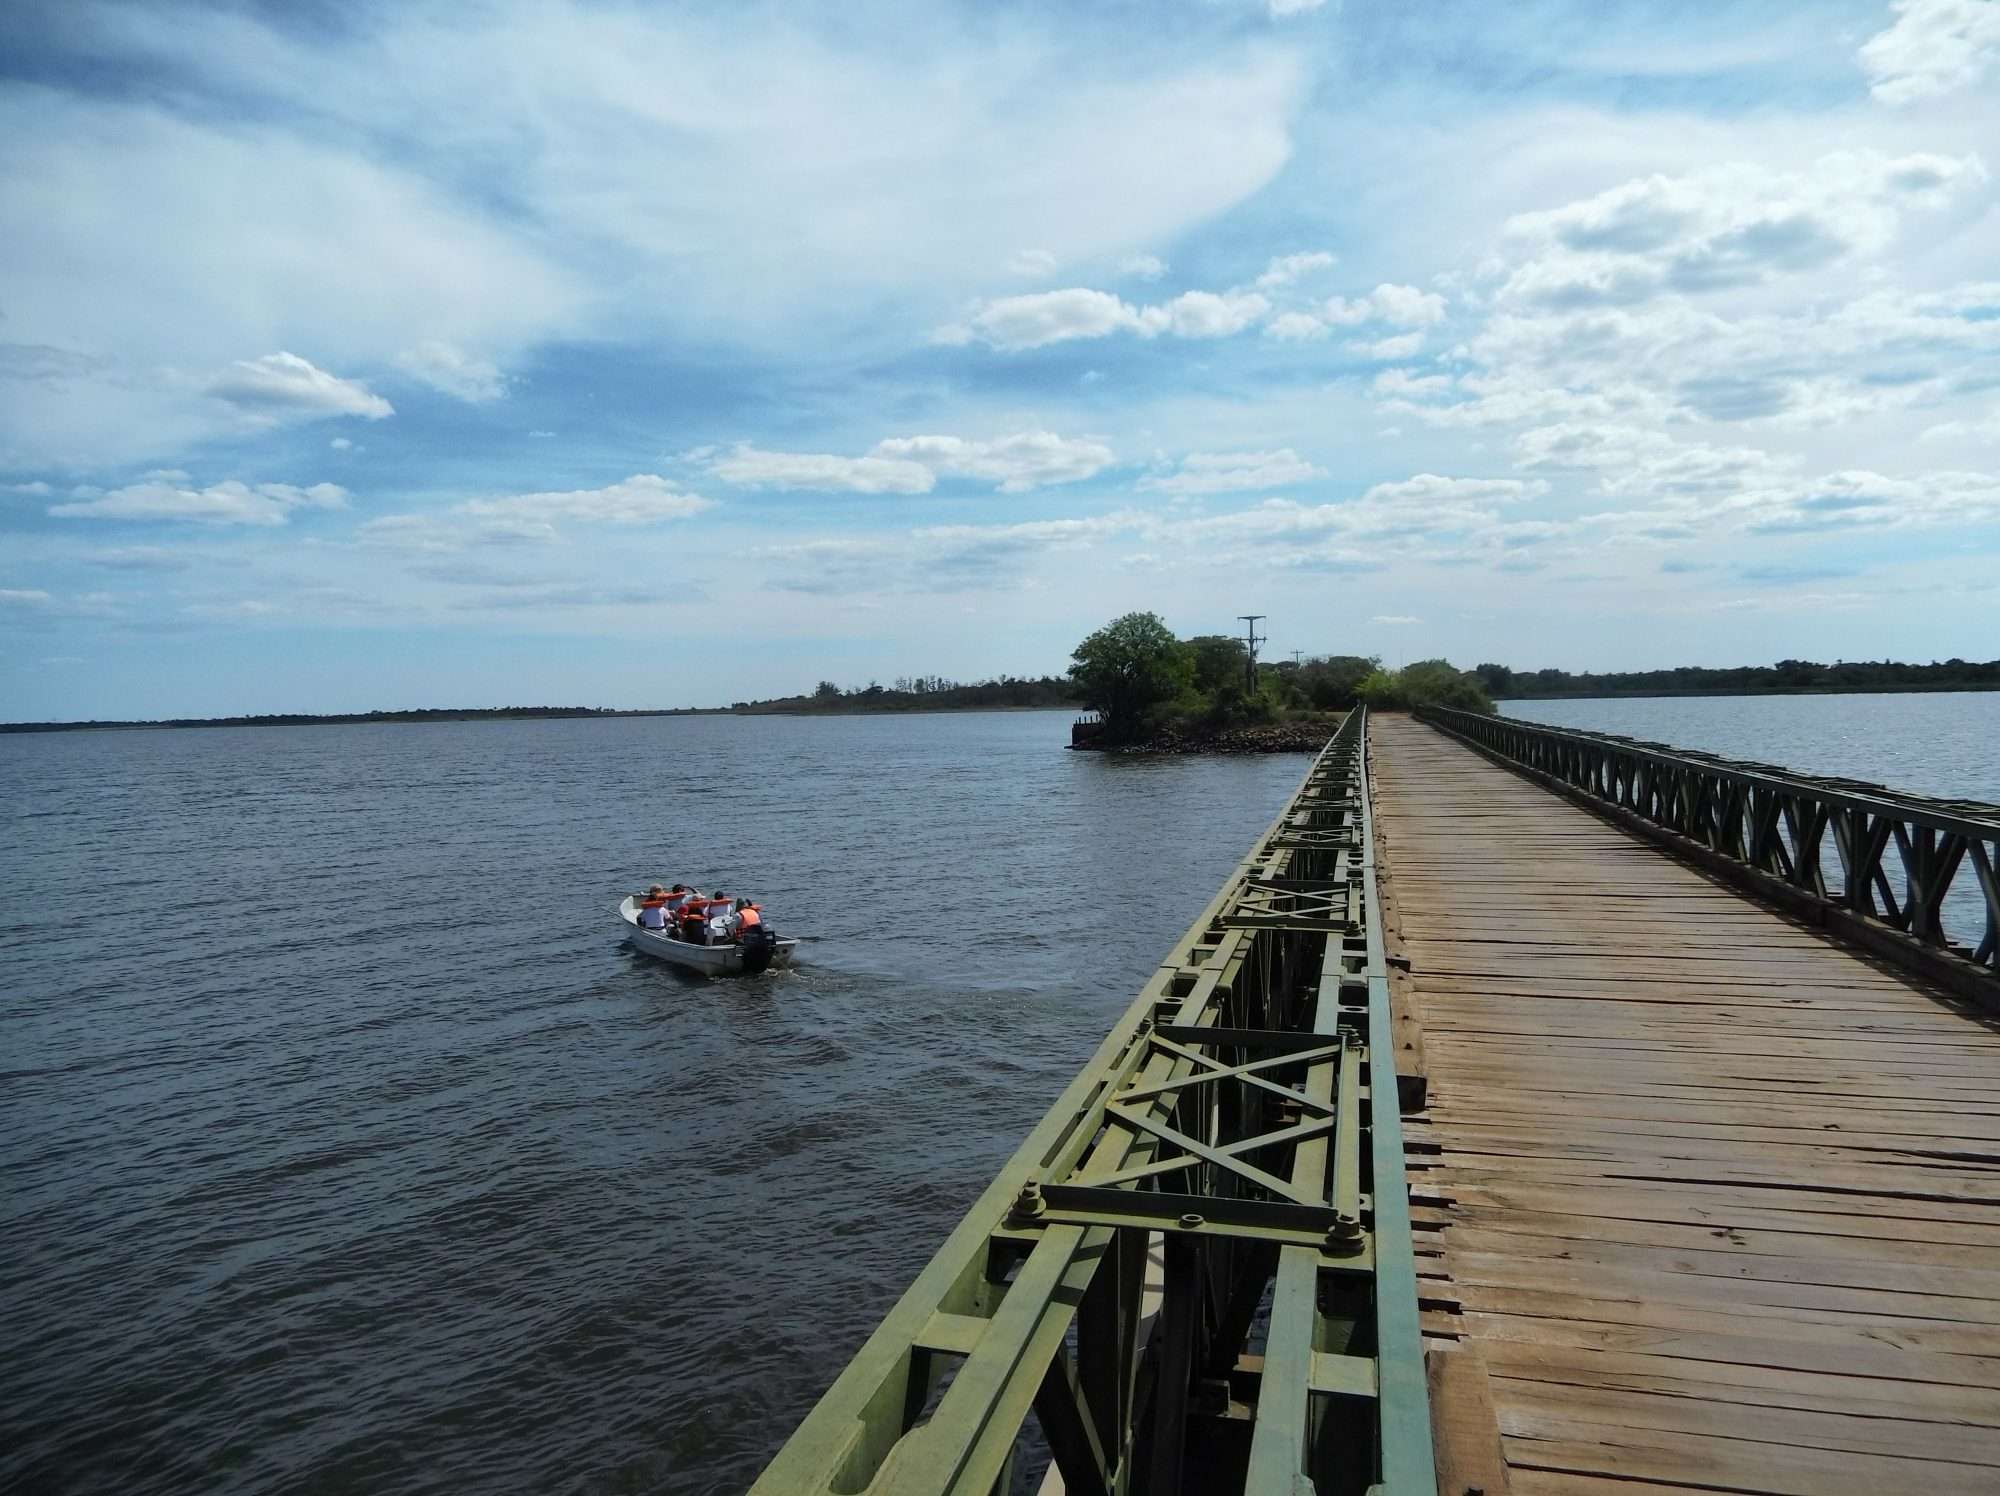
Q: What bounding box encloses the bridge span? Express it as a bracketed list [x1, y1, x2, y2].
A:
[752, 708, 2000, 1496]
[1377, 711, 2000, 1496]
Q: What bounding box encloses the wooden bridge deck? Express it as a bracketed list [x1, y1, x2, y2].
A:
[1369, 712, 2000, 1496]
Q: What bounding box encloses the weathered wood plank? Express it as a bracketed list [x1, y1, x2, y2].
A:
[1370, 711, 2000, 1495]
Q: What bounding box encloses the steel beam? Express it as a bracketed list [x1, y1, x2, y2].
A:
[751, 709, 1435, 1496]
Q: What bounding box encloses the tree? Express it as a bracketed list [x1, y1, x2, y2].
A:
[1298, 655, 1376, 710]
[1069, 612, 1193, 741]
[1472, 662, 1514, 696]
[1357, 659, 1495, 713]
[1185, 634, 1250, 697]
[814, 680, 842, 699]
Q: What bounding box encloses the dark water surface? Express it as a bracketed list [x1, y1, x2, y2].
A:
[0, 712, 1312, 1496]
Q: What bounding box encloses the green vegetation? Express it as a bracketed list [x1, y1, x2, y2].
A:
[1357, 660, 1496, 713]
[1479, 658, 2000, 699]
[730, 674, 1079, 714]
[1066, 613, 1492, 743]
[1069, 613, 1196, 739]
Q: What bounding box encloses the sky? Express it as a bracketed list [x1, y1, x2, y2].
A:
[2, 0, 1998, 719]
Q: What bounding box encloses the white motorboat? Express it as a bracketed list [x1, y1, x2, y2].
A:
[618, 895, 798, 975]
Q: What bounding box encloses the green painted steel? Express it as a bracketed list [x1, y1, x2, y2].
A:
[752, 709, 1436, 1496]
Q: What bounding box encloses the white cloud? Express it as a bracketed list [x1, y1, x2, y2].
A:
[206, 353, 393, 422]
[1160, 289, 1270, 338]
[1347, 332, 1426, 360]
[1515, 422, 1798, 500]
[1268, 0, 1329, 15]
[2, 13, 1302, 465]
[49, 478, 349, 526]
[458, 475, 713, 525]
[1118, 254, 1168, 280]
[871, 432, 1115, 491]
[1922, 407, 2000, 441]
[943, 285, 1272, 349]
[759, 512, 1142, 594]
[1138, 449, 1325, 494]
[86, 546, 193, 572]
[1324, 283, 1448, 327]
[1359, 475, 1547, 508]
[940, 289, 1151, 351]
[362, 475, 713, 551]
[1273, 282, 1447, 341]
[713, 431, 1114, 494]
[394, 341, 508, 403]
[0, 588, 53, 606]
[1255, 250, 1337, 289]
[1371, 614, 1420, 624]
[712, 448, 933, 494]
[185, 598, 286, 620]
[1374, 368, 1454, 398]
[329, 437, 353, 451]
[1007, 249, 1059, 277]
[5, 480, 54, 495]
[1860, 0, 2000, 104]
[1264, 311, 1330, 341]
[1498, 152, 1987, 309]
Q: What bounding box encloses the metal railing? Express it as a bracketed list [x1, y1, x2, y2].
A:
[752, 708, 1434, 1496]
[1416, 706, 2000, 982]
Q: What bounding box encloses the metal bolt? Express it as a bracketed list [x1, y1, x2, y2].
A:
[1013, 1182, 1046, 1220]
[1178, 1212, 1205, 1231]
[1324, 1211, 1364, 1254]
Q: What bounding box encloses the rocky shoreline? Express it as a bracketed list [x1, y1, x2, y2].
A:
[1072, 721, 1335, 755]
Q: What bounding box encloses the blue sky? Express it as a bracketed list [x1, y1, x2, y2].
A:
[2, 0, 1997, 718]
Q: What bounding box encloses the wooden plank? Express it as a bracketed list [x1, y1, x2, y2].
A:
[1427, 1345, 1511, 1496]
[1368, 712, 2000, 1494]
[1498, 1427, 1998, 1496]
[1496, 1377, 2000, 1465]
[1479, 1339, 2000, 1427]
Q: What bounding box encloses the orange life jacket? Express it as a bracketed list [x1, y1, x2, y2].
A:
[640, 893, 670, 910]
[736, 905, 762, 932]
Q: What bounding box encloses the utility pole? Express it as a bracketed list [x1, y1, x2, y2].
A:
[1238, 614, 1265, 694]
[1291, 650, 1304, 666]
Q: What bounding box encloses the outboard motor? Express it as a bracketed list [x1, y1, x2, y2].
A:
[739, 924, 780, 975]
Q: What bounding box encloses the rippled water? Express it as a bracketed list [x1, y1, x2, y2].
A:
[0, 712, 1313, 1496]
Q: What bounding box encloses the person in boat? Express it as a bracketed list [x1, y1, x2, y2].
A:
[637, 885, 672, 930]
[702, 891, 734, 944]
[733, 898, 763, 941]
[676, 888, 707, 944]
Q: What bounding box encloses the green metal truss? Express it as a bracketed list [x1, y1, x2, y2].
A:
[752, 709, 1435, 1496]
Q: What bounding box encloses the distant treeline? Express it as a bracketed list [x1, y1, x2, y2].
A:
[0, 706, 696, 734]
[1477, 658, 2000, 700]
[731, 675, 1080, 714]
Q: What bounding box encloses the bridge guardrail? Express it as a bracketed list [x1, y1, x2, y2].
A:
[1415, 705, 2000, 994]
[752, 708, 1435, 1496]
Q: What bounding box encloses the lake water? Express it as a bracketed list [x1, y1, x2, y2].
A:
[5, 698, 1994, 1496]
[0, 712, 1312, 1496]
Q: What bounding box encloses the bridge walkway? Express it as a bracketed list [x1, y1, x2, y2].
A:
[1369, 712, 2000, 1496]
